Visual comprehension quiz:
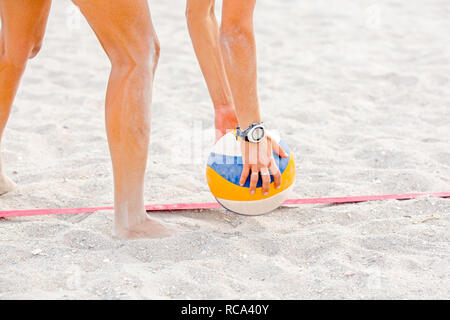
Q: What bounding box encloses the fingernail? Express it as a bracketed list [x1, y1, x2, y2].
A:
[276, 185, 281, 189]
[263, 192, 268, 196]
[239, 183, 243, 186]
[250, 190, 255, 195]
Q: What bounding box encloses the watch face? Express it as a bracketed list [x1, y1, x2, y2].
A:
[251, 126, 265, 141]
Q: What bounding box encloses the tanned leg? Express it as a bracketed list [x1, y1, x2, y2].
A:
[72, 0, 172, 239]
[186, 0, 238, 141]
[0, 0, 52, 195]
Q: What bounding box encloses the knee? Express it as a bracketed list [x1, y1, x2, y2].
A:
[221, 17, 253, 38]
[153, 37, 161, 66]
[110, 36, 160, 74]
[0, 50, 27, 69]
[146, 36, 160, 71]
[0, 40, 43, 68]
[28, 41, 43, 60]
[221, 2, 255, 37]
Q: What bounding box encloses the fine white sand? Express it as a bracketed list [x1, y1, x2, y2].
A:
[0, 0, 449, 299]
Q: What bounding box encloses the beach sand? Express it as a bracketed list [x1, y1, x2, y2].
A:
[0, 0, 449, 299]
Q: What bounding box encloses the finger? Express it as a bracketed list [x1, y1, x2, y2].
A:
[249, 165, 259, 195]
[239, 164, 250, 186]
[269, 137, 289, 158]
[269, 160, 282, 189]
[260, 167, 271, 195]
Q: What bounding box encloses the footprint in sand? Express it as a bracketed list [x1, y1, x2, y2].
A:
[63, 230, 113, 250]
[22, 222, 69, 239]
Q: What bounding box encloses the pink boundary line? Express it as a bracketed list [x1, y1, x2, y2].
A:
[0, 192, 449, 219]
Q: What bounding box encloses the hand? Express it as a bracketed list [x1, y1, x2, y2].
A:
[239, 135, 289, 195]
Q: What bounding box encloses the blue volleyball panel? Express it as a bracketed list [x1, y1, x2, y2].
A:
[207, 139, 291, 188]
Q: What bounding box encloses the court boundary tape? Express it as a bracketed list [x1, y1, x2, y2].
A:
[0, 191, 449, 219]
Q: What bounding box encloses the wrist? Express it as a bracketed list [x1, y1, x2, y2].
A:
[238, 118, 261, 130]
[236, 122, 266, 143]
[237, 111, 261, 129]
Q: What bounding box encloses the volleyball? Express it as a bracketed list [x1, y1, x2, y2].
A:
[206, 130, 295, 215]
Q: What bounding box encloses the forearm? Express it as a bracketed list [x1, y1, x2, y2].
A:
[220, 17, 261, 129]
[186, 6, 234, 109]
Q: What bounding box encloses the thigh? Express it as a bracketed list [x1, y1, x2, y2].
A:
[72, 0, 157, 65]
[0, 0, 52, 58]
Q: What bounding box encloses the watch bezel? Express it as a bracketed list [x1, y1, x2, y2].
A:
[246, 124, 266, 143]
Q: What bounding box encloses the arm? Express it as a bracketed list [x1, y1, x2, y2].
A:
[186, 0, 238, 140]
[221, 0, 288, 195]
[220, 0, 260, 129]
[187, 0, 288, 195]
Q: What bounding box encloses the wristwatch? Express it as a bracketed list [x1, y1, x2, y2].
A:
[236, 122, 266, 143]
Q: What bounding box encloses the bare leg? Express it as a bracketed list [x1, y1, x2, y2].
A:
[220, 0, 261, 129]
[73, 0, 171, 239]
[0, 0, 52, 195]
[186, 0, 238, 141]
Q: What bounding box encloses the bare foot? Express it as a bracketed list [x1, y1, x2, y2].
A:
[214, 105, 238, 142]
[113, 214, 175, 240]
[0, 175, 16, 195]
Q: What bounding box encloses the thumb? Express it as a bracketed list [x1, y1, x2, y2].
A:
[268, 136, 289, 158]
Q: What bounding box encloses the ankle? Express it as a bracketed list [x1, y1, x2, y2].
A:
[114, 203, 148, 227]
